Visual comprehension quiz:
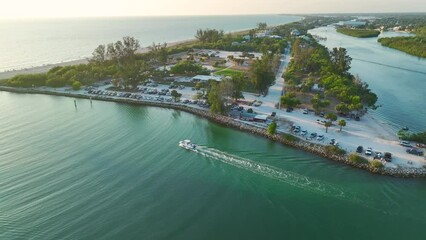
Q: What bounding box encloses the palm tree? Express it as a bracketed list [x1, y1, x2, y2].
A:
[325, 121, 332, 133]
[338, 119, 346, 131]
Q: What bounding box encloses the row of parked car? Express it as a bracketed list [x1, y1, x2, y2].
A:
[400, 141, 424, 156]
[291, 125, 337, 144]
[358, 146, 393, 162]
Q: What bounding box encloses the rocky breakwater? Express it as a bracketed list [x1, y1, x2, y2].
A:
[1, 86, 426, 178]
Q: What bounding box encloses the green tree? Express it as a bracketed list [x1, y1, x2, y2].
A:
[268, 122, 277, 135]
[170, 90, 182, 102]
[250, 57, 275, 94]
[257, 22, 267, 31]
[91, 44, 106, 63]
[208, 82, 224, 113]
[325, 112, 337, 123]
[311, 94, 330, 113]
[330, 47, 352, 74]
[71, 81, 82, 90]
[280, 92, 301, 109]
[335, 102, 350, 114]
[195, 29, 224, 43]
[231, 73, 246, 101]
[338, 119, 346, 131]
[149, 42, 168, 65]
[325, 121, 332, 133]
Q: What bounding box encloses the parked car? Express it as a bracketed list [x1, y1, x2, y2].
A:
[406, 148, 424, 156]
[374, 152, 383, 159]
[400, 141, 412, 147]
[301, 130, 308, 136]
[286, 107, 293, 112]
[317, 135, 324, 141]
[271, 112, 276, 117]
[384, 152, 392, 162]
[293, 126, 301, 133]
[365, 147, 373, 156]
[309, 132, 317, 139]
[356, 146, 363, 153]
[316, 119, 327, 125]
[303, 109, 308, 114]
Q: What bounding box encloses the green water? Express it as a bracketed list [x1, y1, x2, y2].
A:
[1, 92, 426, 240]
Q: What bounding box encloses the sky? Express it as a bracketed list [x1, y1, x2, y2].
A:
[1, 0, 425, 19]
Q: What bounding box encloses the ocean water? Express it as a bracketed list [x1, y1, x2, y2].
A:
[0, 15, 301, 72]
[309, 26, 426, 132]
[1, 92, 426, 240]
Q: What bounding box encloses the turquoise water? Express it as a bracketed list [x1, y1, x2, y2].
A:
[309, 26, 426, 132]
[0, 15, 301, 72]
[1, 92, 426, 239]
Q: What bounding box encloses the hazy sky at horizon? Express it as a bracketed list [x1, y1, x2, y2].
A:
[1, 0, 425, 19]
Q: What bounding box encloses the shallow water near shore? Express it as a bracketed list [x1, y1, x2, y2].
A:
[0, 15, 301, 73]
[1, 92, 426, 240]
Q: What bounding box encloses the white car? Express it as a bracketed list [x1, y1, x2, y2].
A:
[317, 135, 324, 141]
[365, 147, 373, 156]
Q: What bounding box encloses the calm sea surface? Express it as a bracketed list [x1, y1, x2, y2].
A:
[0, 15, 301, 72]
[309, 26, 426, 132]
[1, 92, 426, 240]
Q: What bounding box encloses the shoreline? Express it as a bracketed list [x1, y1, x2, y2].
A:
[0, 17, 302, 80]
[0, 39, 197, 80]
[1, 85, 425, 178]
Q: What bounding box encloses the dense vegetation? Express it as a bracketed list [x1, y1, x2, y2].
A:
[398, 131, 426, 144]
[284, 36, 377, 114]
[336, 28, 380, 38]
[169, 61, 209, 75]
[378, 36, 426, 58]
[4, 37, 157, 89]
[370, 160, 384, 169]
[349, 154, 369, 164]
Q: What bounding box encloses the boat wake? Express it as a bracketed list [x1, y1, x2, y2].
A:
[195, 146, 370, 205]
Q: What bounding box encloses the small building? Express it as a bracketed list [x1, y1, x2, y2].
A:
[192, 75, 222, 82]
[243, 35, 252, 41]
[291, 29, 301, 37]
[240, 112, 256, 121]
[268, 35, 283, 39]
[254, 115, 268, 123]
[311, 83, 322, 92]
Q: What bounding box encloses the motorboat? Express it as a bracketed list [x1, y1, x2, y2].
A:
[179, 139, 197, 151]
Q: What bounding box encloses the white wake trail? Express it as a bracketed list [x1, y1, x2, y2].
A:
[194, 146, 368, 205]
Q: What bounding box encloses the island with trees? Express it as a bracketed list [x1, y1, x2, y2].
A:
[378, 26, 426, 58]
[336, 28, 380, 38]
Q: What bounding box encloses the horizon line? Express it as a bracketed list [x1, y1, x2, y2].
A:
[0, 11, 425, 21]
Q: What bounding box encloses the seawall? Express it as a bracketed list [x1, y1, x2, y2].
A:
[1, 86, 425, 178]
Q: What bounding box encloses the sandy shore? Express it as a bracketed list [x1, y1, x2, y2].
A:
[240, 47, 425, 170]
[0, 39, 197, 80]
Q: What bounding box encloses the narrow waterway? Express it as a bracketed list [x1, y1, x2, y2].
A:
[309, 26, 426, 132]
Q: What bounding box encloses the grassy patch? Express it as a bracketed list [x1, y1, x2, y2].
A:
[282, 133, 299, 142]
[349, 153, 369, 164]
[370, 160, 384, 169]
[214, 68, 244, 78]
[337, 28, 380, 38]
[325, 145, 346, 155]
